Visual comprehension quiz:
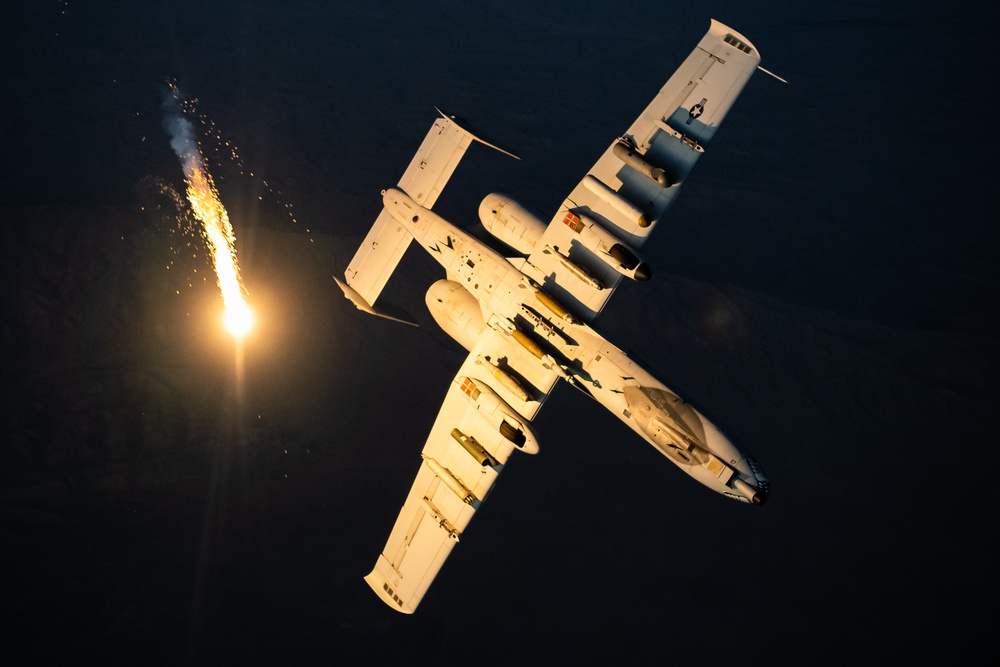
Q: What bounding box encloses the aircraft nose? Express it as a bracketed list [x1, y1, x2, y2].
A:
[633, 262, 652, 281]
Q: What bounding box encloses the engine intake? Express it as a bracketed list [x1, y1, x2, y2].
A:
[425, 279, 486, 352]
[479, 193, 546, 255]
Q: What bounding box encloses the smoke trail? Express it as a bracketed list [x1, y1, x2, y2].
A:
[162, 84, 252, 336]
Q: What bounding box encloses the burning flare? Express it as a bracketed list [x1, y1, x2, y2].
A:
[163, 84, 252, 337]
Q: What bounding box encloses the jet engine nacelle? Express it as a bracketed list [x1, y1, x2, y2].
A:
[425, 279, 486, 352]
[561, 211, 651, 281]
[479, 193, 546, 256]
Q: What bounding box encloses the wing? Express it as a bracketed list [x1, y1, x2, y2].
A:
[365, 326, 559, 613]
[522, 20, 761, 322]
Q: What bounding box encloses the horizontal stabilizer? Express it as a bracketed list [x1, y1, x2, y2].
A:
[342, 207, 413, 310]
[341, 111, 516, 311]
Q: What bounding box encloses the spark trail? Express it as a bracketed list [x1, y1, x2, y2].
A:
[163, 84, 253, 336]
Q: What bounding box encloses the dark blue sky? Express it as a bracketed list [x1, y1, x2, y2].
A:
[2, 1, 997, 663]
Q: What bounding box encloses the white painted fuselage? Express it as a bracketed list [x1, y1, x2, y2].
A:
[383, 187, 768, 503]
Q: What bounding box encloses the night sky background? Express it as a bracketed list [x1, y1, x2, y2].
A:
[3, 1, 998, 664]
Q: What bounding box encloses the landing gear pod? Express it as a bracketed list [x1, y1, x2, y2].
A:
[498, 421, 526, 447]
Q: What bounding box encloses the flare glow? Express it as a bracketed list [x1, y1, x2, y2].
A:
[164, 85, 252, 337]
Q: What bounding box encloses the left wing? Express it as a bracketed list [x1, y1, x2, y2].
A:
[365, 326, 558, 613]
[523, 19, 761, 321]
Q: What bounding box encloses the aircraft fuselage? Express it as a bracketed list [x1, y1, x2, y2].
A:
[383, 187, 768, 504]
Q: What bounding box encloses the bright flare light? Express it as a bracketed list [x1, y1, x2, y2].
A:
[224, 300, 254, 337]
[164, 84, 252, 337]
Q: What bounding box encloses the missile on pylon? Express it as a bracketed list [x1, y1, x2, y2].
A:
[475, 355, 532, 403]
[511, 328, 545, 360]
[528, 280, 580, 324]
[544, 245, 604, 291]
[423, 455, 477, 505]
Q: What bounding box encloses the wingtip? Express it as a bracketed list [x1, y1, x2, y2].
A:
[364, 571, 417, 614]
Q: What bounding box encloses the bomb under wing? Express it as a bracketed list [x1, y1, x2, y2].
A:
[339, 20, 773, 614]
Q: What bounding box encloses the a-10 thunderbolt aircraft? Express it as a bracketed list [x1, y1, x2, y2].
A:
[336, 20, 772, 613]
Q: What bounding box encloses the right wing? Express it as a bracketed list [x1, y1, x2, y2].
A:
[523, 19, 761, 321]
[365, 325, 559, 613]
